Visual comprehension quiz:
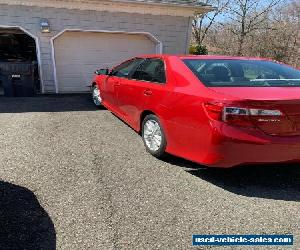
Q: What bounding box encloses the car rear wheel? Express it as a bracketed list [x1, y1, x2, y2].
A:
[142, 115, 167, 158]
[92, 85, 102, 107]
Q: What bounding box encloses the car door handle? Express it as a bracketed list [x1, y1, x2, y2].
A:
[114, 81, 121, 87]
[144, 89, 152, 96]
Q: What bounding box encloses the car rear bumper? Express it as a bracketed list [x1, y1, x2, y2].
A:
[206, 122, 300, 168]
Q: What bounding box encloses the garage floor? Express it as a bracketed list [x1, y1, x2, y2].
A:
[0, 95, 299, 250]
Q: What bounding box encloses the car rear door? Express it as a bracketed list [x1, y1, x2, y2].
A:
[116, 58, 169, 130]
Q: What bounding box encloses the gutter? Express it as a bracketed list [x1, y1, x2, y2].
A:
[109, 0, 215, 12]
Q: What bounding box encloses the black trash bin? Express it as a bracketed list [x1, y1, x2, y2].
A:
[0, 73, 13, 97]
[0, 62, 36, 97]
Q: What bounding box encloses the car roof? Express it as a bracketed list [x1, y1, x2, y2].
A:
[137, 54, 275, 62]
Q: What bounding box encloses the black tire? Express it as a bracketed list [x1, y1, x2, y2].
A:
[142, 114, 167, 158]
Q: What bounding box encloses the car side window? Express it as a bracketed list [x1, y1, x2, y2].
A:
[131, 58, 166, 84]
[111, 58, 143, 78]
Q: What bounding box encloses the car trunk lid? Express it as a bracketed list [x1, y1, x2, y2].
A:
[210, 87, 300, 136]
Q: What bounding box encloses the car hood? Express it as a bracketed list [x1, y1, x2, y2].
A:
[209, 87, 300, 101]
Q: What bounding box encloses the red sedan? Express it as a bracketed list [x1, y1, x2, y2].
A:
[91, 55, 300, 168]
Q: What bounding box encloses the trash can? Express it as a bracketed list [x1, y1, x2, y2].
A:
[0, 73, 13, 97]
[0, 62, 36, 97]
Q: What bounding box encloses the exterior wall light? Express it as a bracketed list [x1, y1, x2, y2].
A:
[40, 19, 50, 33]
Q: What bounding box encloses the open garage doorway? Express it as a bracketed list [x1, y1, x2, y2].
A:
[0, 27, 40, 97]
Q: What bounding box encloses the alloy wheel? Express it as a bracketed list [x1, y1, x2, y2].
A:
[143, 119, 163, 152]
[92, 86, 102, 106]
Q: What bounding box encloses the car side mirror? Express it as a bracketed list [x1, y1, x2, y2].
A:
[95, 68, 109, 75]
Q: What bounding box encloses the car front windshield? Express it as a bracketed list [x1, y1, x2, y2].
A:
[183, 59, 300, 87]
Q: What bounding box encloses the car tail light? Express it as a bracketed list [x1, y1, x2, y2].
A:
[203, 102, 224, 120]
[223, 107, 253, 127]
[204, 103, 283, 127]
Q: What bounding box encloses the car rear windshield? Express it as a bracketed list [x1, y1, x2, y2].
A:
[183, 59, 300, 87]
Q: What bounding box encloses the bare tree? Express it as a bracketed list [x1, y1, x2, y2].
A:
[192, 0, 229, 46]
[267, 0, 300, 65]
[195, 0, 299, 67]
[228, 0, 282, 55]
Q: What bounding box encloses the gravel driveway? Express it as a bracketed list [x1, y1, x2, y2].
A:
[0, 95, 299, 250]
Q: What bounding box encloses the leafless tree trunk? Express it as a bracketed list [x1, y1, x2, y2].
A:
[228, 0, 281, 56]
[192, 0, 229, 46]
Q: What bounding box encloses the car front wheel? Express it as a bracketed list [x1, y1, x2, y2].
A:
[142, 115, 167, 158]
[92, 85, 102, 107]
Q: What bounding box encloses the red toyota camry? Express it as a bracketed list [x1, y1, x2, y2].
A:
[91, 55, 300, 168]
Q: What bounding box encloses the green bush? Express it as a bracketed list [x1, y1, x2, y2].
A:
[189, 44, 208, 55]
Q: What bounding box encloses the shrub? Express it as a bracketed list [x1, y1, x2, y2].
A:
[189, 44, 208, 55]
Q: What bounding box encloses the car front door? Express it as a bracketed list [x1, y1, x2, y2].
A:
[101, 58, 143, 113]
[116, 58, 168, 130]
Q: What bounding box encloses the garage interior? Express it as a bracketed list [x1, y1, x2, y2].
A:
[0, 28, 40, 96]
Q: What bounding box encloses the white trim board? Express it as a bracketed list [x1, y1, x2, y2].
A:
[50, 29, 163, 93]
[0, 25, 45, 93]
[0, 0, 213, 17]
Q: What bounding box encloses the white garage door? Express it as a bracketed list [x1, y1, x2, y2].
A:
[53, 31, 158, 93]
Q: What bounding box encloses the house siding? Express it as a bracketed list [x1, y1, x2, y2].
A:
[0, 4, 191, 93]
